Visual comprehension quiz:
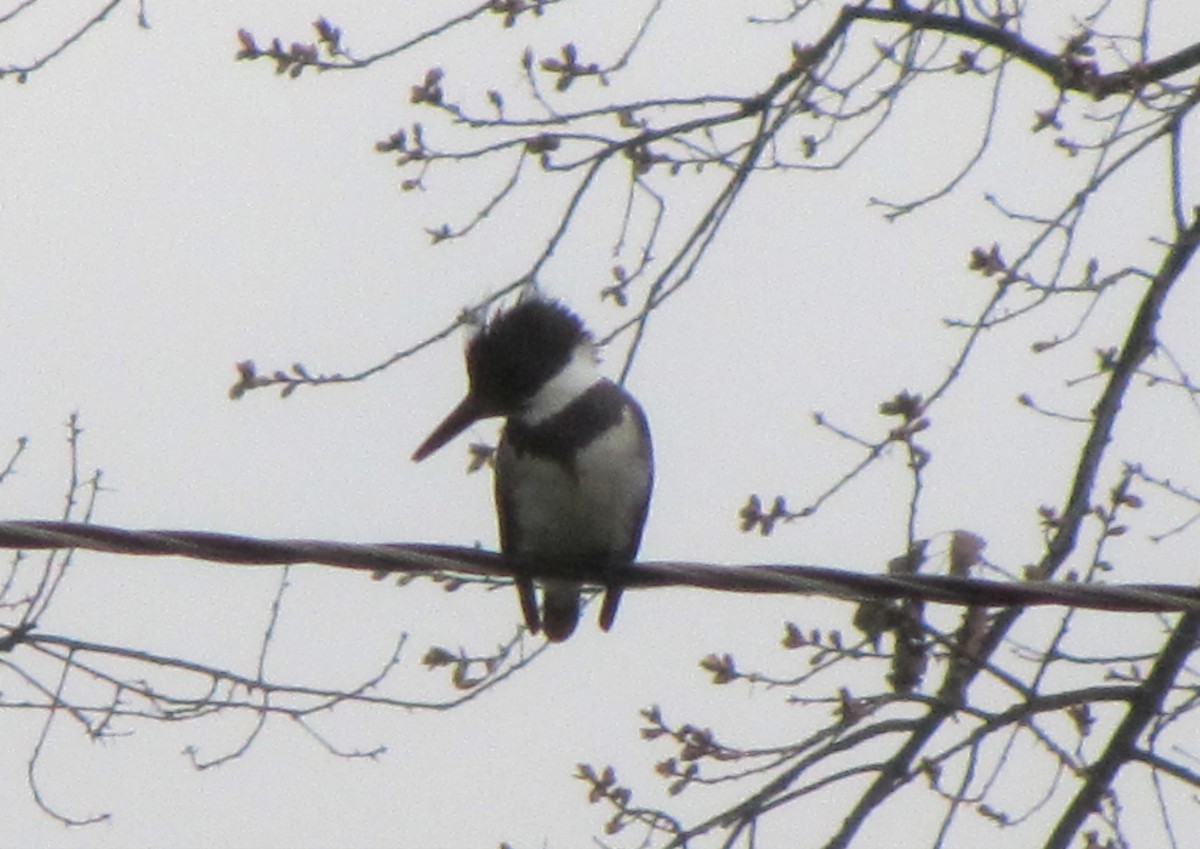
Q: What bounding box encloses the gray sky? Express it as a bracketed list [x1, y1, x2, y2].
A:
[3, 1, 1198, 847]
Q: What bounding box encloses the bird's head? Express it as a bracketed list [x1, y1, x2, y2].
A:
[411, 298, 592, 462]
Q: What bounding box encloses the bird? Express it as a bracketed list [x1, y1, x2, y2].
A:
[411, 296, 653, 641]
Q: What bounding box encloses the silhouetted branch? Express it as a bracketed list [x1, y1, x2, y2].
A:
[1, 0, 130, 83]
[1045, 611, 1200, 849]
[849, 5, 1200, 98]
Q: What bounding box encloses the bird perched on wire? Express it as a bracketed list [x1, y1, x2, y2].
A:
[412, 296, 653, 641]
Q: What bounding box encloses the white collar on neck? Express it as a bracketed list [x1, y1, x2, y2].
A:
[519, 343, 602, 424]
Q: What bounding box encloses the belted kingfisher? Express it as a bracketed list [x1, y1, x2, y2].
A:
[411, 297, 653, 641]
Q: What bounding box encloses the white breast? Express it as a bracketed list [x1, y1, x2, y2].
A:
[497, 408, 650, 558]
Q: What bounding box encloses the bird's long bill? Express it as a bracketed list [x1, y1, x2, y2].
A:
[411, 394, 487, 462]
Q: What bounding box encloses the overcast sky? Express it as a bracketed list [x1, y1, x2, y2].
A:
[3, 2, 1198, 847]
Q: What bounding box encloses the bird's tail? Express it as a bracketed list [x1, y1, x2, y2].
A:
[540, 580, 582, 642]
